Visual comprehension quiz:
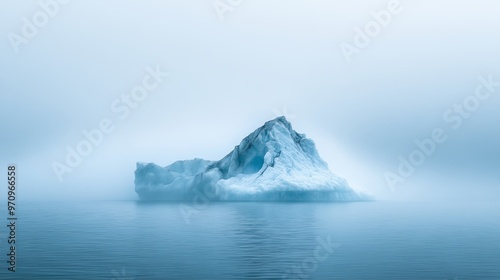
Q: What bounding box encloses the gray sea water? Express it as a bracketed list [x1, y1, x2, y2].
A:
[0, 200, 499, 279]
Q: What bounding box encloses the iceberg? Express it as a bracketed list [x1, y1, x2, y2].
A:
[135, 117, 371, 201]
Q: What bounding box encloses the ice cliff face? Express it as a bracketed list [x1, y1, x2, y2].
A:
[135, 117, 371, 201]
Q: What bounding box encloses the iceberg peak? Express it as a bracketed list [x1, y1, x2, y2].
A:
[262, 116, 293, 131]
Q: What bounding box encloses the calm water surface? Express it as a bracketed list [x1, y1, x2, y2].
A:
[1, 200, 499, 279]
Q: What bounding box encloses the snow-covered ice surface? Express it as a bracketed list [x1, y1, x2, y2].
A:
[135, 117, 372, 201]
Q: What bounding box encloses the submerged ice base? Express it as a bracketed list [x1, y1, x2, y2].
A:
[135, 117, 371, 201]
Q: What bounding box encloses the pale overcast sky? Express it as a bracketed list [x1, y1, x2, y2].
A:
[1, 0, 499, 201]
